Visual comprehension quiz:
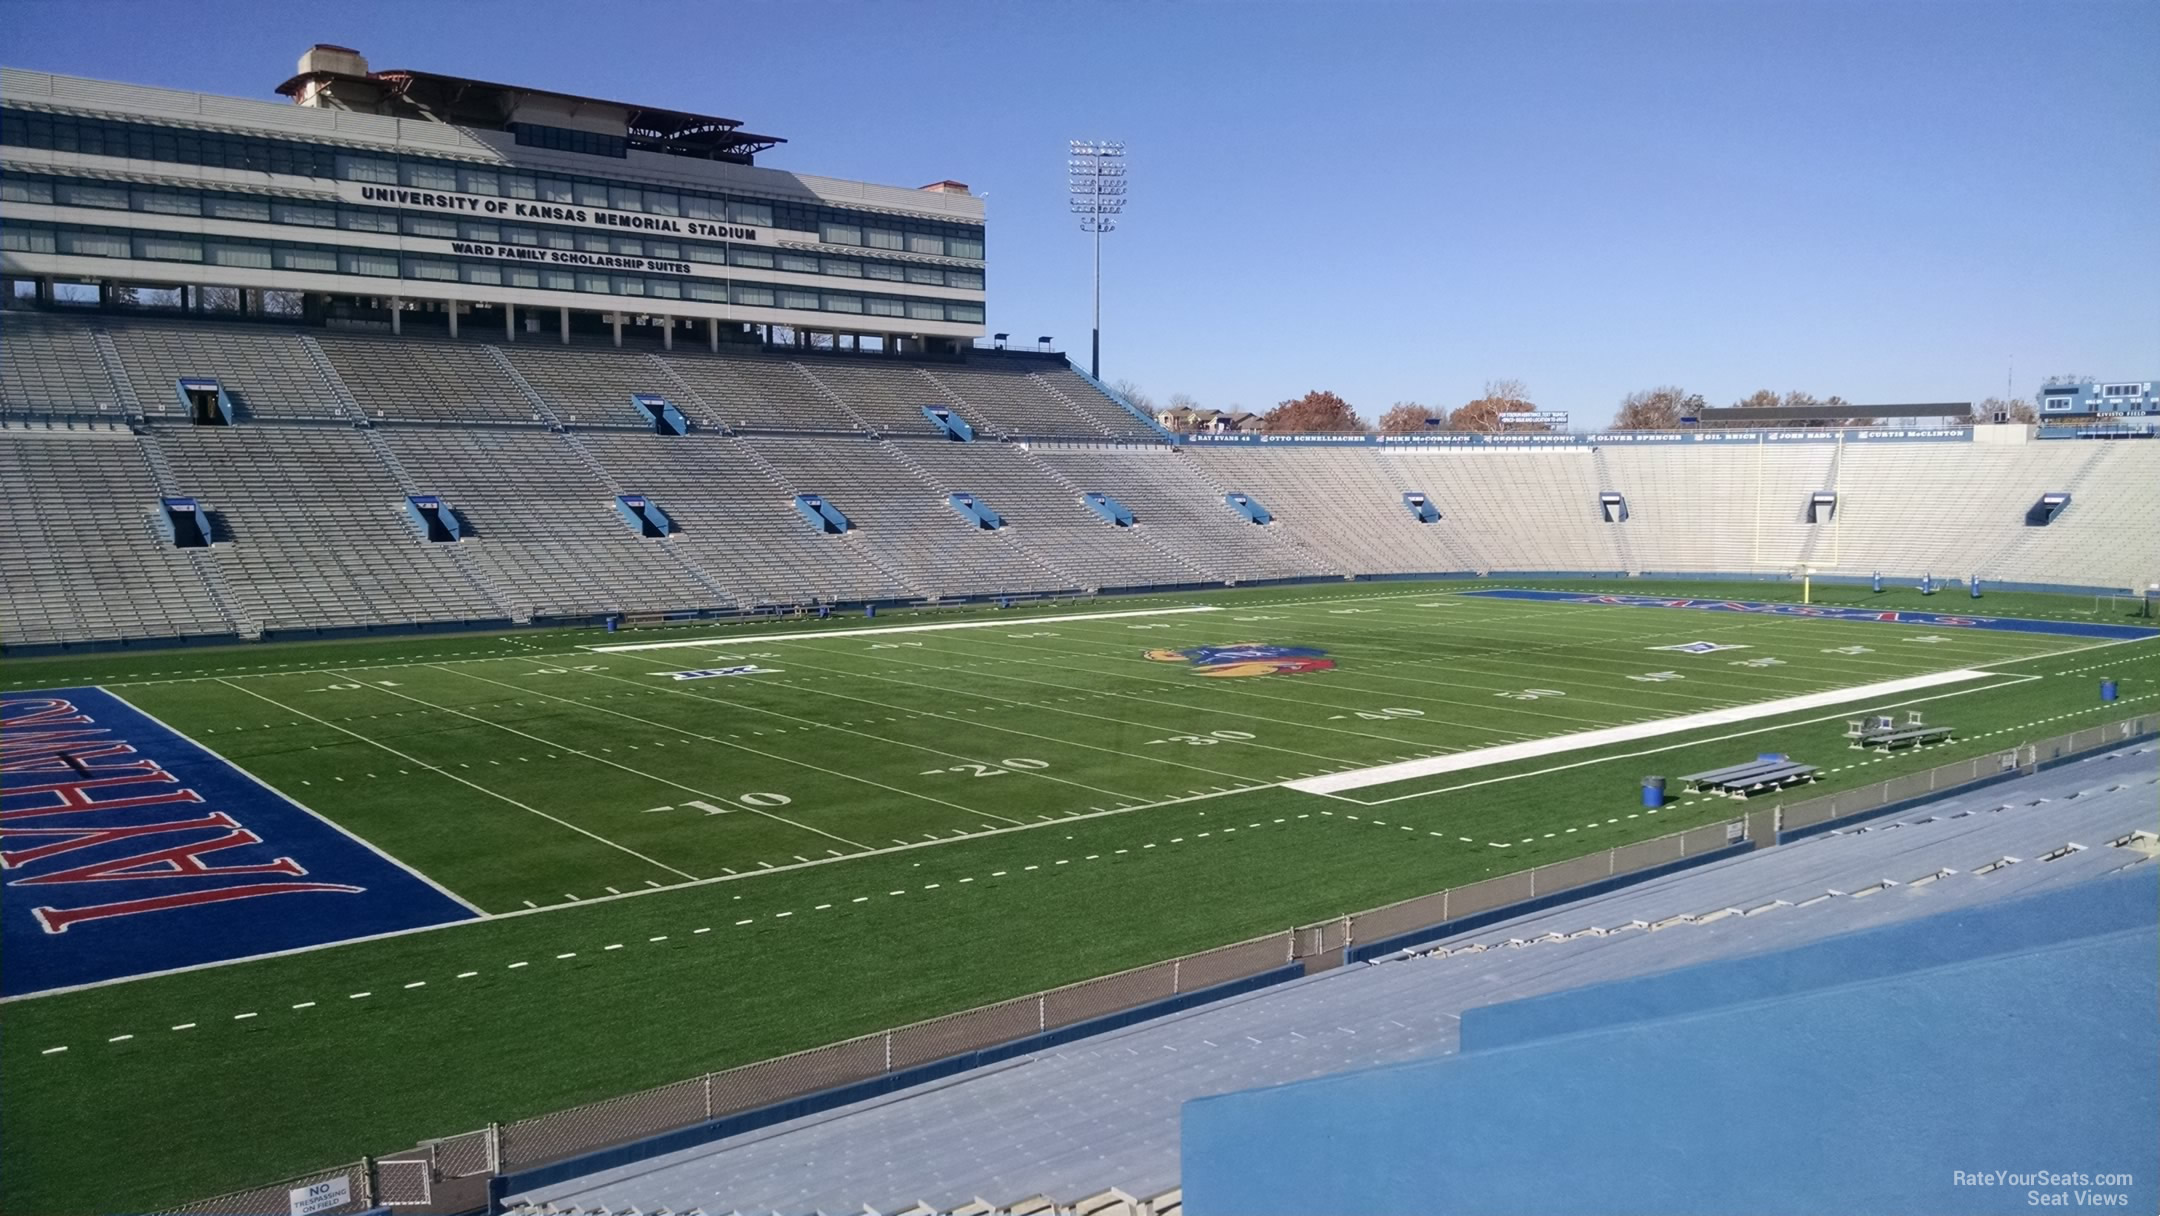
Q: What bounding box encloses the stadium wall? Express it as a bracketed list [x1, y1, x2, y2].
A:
[1181, 870, 2160, 1216]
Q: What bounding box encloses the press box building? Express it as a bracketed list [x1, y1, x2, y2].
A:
[0, 45, 987, 351]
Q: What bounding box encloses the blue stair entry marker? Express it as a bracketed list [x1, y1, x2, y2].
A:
[1083, 492, 1136, 527]
[1402, 492, 1441, 523]
[176, 378, 233, 426]
[2026, 492, 2071, 526]
[794, 494, 852, 534]
[948, 493, 1005, 530]
[1224, 492, 1273, 525]
[1599, 491, 1629, 523]
[921, 405, 976, 441]
[614, 494, 675, 537]
[631, 394, 688, 436]
[158, 497, 211, 548]
[403, 494, 462, 542]
[1807, 491, 1837, 523]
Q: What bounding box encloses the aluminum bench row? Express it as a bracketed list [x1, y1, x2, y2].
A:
[1682, 756, 1820, 798]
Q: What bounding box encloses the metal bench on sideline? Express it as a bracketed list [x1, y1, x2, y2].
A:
[1847, 711, 1955, 750]
[1682, 754, 1820, 798]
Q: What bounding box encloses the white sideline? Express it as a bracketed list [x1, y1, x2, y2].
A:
[585, 606, 1222, 653]
[1286, 668, 1997, 795]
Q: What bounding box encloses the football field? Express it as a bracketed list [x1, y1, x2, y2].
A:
[3, 579, 2155, 1214]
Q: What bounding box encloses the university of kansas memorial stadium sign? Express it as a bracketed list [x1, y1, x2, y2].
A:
[337, 182, 775, 245]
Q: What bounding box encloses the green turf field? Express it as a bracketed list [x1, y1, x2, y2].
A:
[3, 578, 2155, 1215]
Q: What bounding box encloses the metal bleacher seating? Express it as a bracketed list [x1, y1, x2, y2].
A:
[748, 435, 1069, 596]
[313, 333, 543, 425]
[0, 311, 123, 417]
[6, 307, 2160, 650]
[380, 428, 729, 620]
[1027, 444, 1336, 582]
[103, 320, 348, 422]
[1179, 446, 1471, 575]
[0, 427, 232, 644]
[152, 426, 505, 632]
[497, 344, 670, 429]
[787, 358, 955, 436]
[896, 440, 1207, 590]
[922, 364, 1116, 439]
[573, 430, 914, 606]
[657, 350, 868, 432]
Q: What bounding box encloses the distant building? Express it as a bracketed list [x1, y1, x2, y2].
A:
[2037, 378, 2158, 419]
[1159, 407, 1258, 434]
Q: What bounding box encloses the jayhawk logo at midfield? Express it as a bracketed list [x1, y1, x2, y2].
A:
[1144, 642, 1335, 678]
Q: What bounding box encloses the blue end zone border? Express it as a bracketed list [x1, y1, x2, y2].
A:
[2, 687, 477, 997]
[1463, 589, 2160, 641]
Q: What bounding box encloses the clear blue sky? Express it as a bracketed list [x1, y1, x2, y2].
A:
[7, 0, 2155, 425]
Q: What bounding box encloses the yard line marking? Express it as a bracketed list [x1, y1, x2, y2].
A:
[100, 687, 487, 917]
[587, 606, 1225, 652]
[444, 662, 972, 839]
[1290, 669, 2000, 795]
[213, 677, 698, 882]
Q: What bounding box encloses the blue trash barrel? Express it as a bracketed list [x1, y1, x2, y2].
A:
[1641, 776, 1666, 808]
[2101, 679, 2118, 702]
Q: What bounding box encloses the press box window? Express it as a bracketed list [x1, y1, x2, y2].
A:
[403, 215, 458, 239]
[1, 226, 57, 253]
[866, 297, 905, 317]
[1, 178, 54, 204]
[341, 251, 399, 277]
[57, 230, 130, 258]
[277, 247, 337, 273]
[134, 190, 201, 216]
[821, 222, 862, 246]
[865, 229, 903, 251]
[208, 242, 272, 269]
[337, 154, 397, 184]
[907, 234, 944, 256]
[56, 181, 129, 210]
[208, 196, 272, 222]
[401, 163, 458, 190]
[137, 233, 207, 261]
[730, 201, 772, 226]
[273, 201, 336, 228]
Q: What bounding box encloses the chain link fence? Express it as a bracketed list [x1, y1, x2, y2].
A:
[1777, 712, 2156, 837]
[156, 1160, 370, 1216]
[166, 712, 2154, 1212]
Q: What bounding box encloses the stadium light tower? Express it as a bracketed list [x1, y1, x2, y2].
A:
[1068, 140, 1126, 379]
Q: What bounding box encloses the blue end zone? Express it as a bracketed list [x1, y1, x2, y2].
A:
[1463, 589, 2160, 640]
[2, 687, 477, 996]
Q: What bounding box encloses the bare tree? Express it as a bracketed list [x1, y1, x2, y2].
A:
[1610, 386, 1698, 430]
[1111, 379, 1156, 412]
[1378, 401, 1447, 433]
[1976, 395, 2038, 425]
[1451, 379, 1538, 432]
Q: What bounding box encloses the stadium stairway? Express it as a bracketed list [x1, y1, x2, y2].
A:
[638, 353, 731, 432]
[878, 438, 1083, 592]
[1014, 447, 1227, 585]
[552, 431, 743, 611]
[1974, 440, 2117, 588]
[1164, 447, 1346, 578]
[356, 427, 524, 623]
[130, 426, 253, 638]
